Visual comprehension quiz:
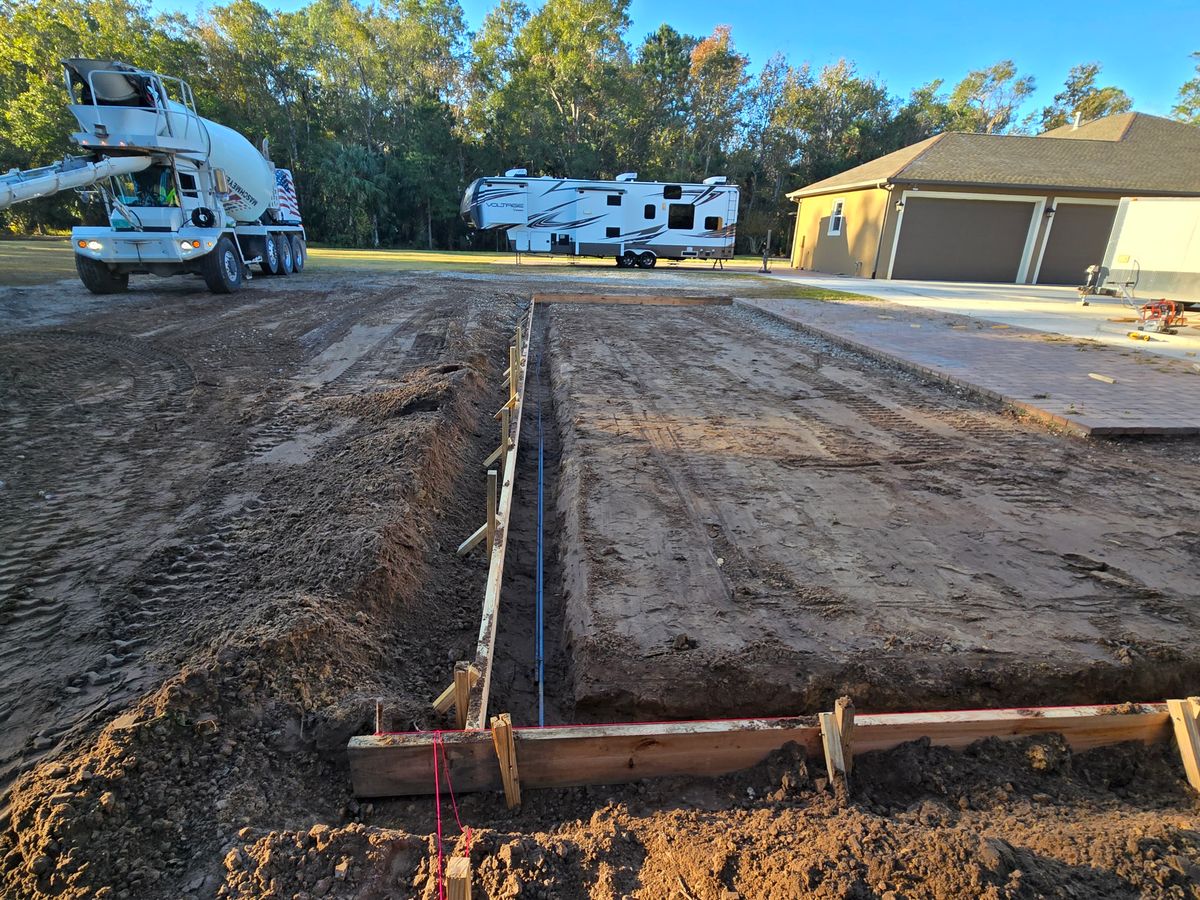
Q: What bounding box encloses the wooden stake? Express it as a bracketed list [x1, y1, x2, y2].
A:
[433, 665, 478, 715]
[486, 470, 498, 556]
[509, 345, 519, 403]
[447, 856, 471, 900]
[818, 711, 846, 783]
[515, 322, 523, 358]
[834, 696, 855, 778]
[1168, 697, 1200, 792]
[454, 663, 473, 730]
[375, 699, 384, 735]
[490, 712, 521, 808]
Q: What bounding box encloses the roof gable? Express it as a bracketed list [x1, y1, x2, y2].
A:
[789, 113, 1200, 199]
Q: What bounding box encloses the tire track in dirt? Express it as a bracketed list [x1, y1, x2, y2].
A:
[0, 330, 198, 804]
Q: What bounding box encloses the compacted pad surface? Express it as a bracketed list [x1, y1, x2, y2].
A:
[546, 302, 1200, 719]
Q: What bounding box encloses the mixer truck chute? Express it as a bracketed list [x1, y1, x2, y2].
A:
[0, 59, 307, 294]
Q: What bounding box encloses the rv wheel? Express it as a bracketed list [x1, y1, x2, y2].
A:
[620, 251, 638, 268]
[638, 252, 657, 269]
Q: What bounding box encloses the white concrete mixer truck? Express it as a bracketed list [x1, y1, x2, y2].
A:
[0, 59, 306, 293]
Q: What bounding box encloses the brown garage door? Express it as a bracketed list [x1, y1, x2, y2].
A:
[1035, 203, 1117, 285]
[891, 196, 1036, 282]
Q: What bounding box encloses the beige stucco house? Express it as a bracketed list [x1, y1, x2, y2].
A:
[787, 113, 1200, 284]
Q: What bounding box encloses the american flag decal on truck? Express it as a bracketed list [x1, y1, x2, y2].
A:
[274, 169, 302, 224]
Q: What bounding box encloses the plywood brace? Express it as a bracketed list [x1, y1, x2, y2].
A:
[493, 396, 518, 419]
[455, 522, 489, 556]
[1167, 696, 1200, 792]
[482, 408, 511, 469]
[490, 712, 521, 808]
[432, 665, 479, 717]
[350, 702, 1171, 798]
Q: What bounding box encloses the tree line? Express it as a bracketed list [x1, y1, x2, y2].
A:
[2, 0, 1198, 252]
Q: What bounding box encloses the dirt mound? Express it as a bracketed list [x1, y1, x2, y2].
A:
[208, 733, 1200, 899]
[0, 275, 527, 898]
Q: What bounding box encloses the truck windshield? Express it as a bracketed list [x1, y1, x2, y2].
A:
[111, 165, 178, 207]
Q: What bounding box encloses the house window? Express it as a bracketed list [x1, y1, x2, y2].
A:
[663, 185, 683, 200]
[667, 203, 694, 230]
[606, 194, 621, 206]
[704, 216, 722, 230]
[644, 204, 655, 220]
[828, 199, 845, 236]
[605, 226, 620, 238]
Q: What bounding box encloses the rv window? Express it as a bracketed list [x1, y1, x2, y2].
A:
[606, 226, 620, 238]
[667, 203, 694, 230]
[644, 204, 655, 220]
[606, 194, 621, 206]
[663, 185, 683, 200]
[704, 216, 722, 230]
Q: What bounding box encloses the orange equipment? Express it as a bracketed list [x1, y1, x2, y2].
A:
[1137, 299, 1188, 334]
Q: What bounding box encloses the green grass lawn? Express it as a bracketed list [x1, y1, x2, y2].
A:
[0, 238, 78, 286]
[305, 245, 775, 274]
[0, 239, 872, 304]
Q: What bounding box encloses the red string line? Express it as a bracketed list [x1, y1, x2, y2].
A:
[433, 733, 445, 900]
[439, 736, 473, 857]
[432, 730, 472, 900]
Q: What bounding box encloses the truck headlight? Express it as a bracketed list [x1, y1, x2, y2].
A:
[180, 241, 192, 252]
[86, 240, 102, 251]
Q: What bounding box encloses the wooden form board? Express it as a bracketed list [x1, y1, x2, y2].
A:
[465, 301, 537, 730]
[532, 293, 733, 307]
[349, 703, 1170, 798]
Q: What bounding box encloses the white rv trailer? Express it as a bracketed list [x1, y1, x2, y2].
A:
[460, 170, 738, 267]
[1099, 197, 1200, 307]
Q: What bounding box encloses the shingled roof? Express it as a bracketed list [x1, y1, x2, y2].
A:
[787, 113, 1200, 199]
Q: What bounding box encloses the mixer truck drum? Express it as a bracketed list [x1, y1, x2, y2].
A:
[191, 207, 216, 228]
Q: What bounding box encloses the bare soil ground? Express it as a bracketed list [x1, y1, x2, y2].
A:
[0, 269, 1198, 899]
[545, 302, 1200, 720]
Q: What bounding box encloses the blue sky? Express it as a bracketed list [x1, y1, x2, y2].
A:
[149, 0, 1199, 117]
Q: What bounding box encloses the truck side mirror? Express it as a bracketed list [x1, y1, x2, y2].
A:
[213, 168, 230, 195]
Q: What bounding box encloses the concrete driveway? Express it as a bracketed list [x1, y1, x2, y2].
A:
[760, 271, 1200, 362]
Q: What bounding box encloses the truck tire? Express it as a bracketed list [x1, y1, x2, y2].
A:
[202, 236, 244, 293]
[76, 255, 129, 294]
[290, 234, 305, 273]
[259, 233, 281, 275]
[276, 233, 294, 275]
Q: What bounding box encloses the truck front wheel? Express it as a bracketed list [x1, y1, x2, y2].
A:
[202, 236, 244, 293]
[76, 255, 129, 294]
